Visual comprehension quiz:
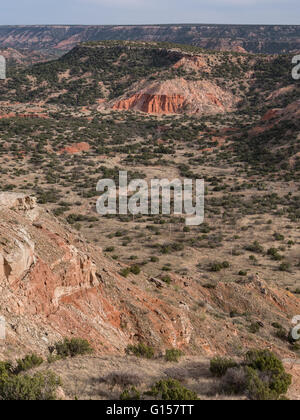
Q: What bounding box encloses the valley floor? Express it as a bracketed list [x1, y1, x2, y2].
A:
[31, 354, 300, 400]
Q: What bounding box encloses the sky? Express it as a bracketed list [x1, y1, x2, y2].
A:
[1, 0, 300, 25]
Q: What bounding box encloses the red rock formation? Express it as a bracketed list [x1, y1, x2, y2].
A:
[111, 78, 237, 115]
[173, 56, 209, 71]
[59, 142, 90, 155]
[113, 93, 187, 114]
[0, 193, 193, 358]
[0, 112, 16, 119]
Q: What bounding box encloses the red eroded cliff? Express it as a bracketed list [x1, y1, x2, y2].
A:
[111, 78, 237, 115]
[0, 193, 193, 358]
[113, 93, 187, 114]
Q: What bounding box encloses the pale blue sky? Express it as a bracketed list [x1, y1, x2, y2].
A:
[1, 0, 299, 25]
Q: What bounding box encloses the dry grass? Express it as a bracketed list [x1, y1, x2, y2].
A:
[35, 355, 244, 400]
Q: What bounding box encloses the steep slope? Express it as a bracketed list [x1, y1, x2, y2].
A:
[0, 193, 193, 358]
[0, 193, 299, 362]
[0, 25, 299, 54]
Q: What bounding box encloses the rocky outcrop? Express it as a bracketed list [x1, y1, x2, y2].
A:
[0, 192, 36, 212]
[0, 193, 193, 358]
[172, 56, 211, 72]
[0, 194, 37, 287]
[112, 78, 238, 115]
[113, 94, 187, 114]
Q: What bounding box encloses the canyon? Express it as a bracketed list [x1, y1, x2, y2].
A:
[0, 25, 299, 54]
[0, 35, 299, 400]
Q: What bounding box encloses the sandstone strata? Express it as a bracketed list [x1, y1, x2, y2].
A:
[112, 78, 238, 115]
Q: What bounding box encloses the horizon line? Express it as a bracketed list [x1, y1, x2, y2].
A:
[0, 23, 300, 27]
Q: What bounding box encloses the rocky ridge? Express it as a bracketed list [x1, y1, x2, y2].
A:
[0, 25, 299, 54]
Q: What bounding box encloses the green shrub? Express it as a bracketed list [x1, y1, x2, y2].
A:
[276, 328, 288, 341]
[105, 246, 115, 252]
[130, 265, 141, 275]
[279, 262, 291, 272]
[215, 349, 292, 400]
[272, 322, 283, 330]
[160, 275, 172, 284]
[210, 357, 238, 377]
[120, 265, 141, 277]
[54, 338, 93, 358]
[246, 367, 279, 401]
[125, 343, 155, 359]
[120, 387, 141, 400]
[245, 241, 264, 254]
[120, 268, 131, 277]
[244, 349, 284, 374]
[203, 283, 216, 289]
[0, 370, 61, 400]
[245, 366, 291, 401]
[222, 261, 230, 269]
[267, 248, 283, 261]
[244, 349, 291, 400]
[14, 354, 44, 374]
[210, 261, 230, 272]
[273, 232, 285, 241]
[0, 361, 13, 376]
[238, 270, 248, 276]
[146, 379, 198, 400]
[165, 349, 183, 363]
[249, 322, 261, 334]
[47, 354, 62, 364]
[269, 371, 292, 396]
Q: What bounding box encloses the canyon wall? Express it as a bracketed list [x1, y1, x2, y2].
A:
[0, 25, 299, 54]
